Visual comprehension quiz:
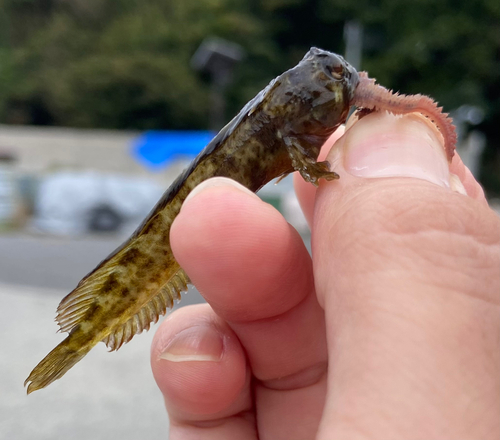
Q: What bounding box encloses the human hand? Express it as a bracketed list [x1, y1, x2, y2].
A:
[151, 112, 500, 440]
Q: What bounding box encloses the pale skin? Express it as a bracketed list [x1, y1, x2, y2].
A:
[150, 112, 500, 440]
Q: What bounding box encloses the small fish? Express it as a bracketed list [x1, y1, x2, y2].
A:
[25, 47, 456, 394]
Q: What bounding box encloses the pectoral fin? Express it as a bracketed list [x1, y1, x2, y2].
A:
[283, 136, 339, 185]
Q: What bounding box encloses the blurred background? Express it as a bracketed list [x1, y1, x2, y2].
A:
[0, 0, 499, 439]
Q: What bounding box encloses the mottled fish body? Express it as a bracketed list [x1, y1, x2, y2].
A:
[25, 47, 456, 393]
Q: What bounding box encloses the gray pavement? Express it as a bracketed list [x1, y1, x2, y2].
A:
[0, 233, 206, 440]
[0, 233, 130, 291]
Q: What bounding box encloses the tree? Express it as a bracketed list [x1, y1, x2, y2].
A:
[0, 0, 498, 193]
[0, 0, 275, 129]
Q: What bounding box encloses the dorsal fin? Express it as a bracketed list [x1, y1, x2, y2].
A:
[56, 263, 120, 333]
[102, 269, 190, 351]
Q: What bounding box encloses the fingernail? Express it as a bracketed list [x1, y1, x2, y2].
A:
[184, 176, 259, 206]
[344, 112, 450, 188]
[159, 325, 223, 362]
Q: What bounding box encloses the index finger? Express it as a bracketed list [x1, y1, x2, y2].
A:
[167, 178, 328, 438]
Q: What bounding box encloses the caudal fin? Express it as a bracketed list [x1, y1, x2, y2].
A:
[24, 335, 92, 394]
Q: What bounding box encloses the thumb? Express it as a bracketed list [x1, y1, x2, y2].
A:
[311, 112, 500, 439]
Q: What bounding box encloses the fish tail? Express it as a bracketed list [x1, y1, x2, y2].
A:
[24, 331, 94, 394]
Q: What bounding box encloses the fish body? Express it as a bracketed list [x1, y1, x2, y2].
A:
[25, 47, 359, 393]
[26, 46, 458, 393]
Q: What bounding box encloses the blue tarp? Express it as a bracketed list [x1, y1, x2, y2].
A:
[132, 130, 214, 170]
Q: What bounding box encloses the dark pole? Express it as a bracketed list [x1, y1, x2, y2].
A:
[210, 75, 226, 132]
[191, 38, 245, 131]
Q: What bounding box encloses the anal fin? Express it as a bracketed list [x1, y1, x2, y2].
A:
[103, 269, 190, 351]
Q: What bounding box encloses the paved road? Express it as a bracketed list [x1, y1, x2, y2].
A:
[0, 232, 205, 306]
[0, 233, 205, 440]
[0, 233, 126, 291]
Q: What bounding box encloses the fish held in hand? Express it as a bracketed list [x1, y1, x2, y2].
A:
[25, 47, 456, 394]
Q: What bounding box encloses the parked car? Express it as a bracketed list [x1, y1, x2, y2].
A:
[32, 171, 164, 235]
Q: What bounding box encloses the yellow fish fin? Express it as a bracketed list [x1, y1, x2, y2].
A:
[55, 260, 122, 333]
[102, 269, 190, 351]
[25, 329, 94, 394]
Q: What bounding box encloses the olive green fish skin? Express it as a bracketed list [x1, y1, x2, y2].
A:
[25, 47, 359, 393]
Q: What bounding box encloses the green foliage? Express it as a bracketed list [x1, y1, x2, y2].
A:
[0, 0, 273, 129]
[0, 0, 499, 192]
